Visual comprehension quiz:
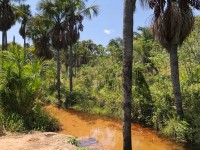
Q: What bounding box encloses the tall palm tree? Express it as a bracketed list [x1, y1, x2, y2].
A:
[65, 13, 83, 93]
[0, 0, 24, 50]
[149, 0, 200, 119]
[27, 15, 53, 59]
[38, 0, 69, 107]
[64, 0, 99, 92]
[122, 0, 135, 149]
[18, 4, 31, 56]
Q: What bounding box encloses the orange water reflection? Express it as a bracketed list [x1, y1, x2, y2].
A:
[46, 106, 189, 150]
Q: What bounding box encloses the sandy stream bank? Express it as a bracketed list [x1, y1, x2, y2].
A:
[0, 132, 103, 150]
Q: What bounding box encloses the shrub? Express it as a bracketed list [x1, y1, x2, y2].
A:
[0, 46, 61, 132]
[162, 117, 193, 142]
[3, 112, 25, 132]
[25, 104, 61, 131]
[0, 109, 5, 135]
[68, 137, 80, 146]
[0, 46, 42, 116]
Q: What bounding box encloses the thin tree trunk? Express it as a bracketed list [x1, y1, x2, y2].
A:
[2, 31, 4, 50]
[169, 46, 184, 120]
[2, 30, 7, 50]
[75, 52, 77, 77]
[122, 0, 134, 149]
[69, 45, 73, 92]
[12, 36, 15, 52]
[24, 37, 26, 58]
[57, 49, 62, 108]
[64, 49, 68, 73]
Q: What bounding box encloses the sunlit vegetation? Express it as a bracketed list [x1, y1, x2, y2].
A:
[0, 0, 200, 147]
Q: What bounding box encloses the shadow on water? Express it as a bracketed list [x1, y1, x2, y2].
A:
[46, 105, 200, 150]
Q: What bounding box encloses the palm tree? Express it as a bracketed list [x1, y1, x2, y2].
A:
[0, 0, 24, 50]
[18, 4, 31, 56]
[65, 13, 83, 93]
[149, 0, 200, 119]
[27, 15, 53, 59]
[107, 38, 123, 61]
[134, 26, 158, 73]
[64, 0, 99, 92]
[122, 0, 135, 149]
[38, 0, 69, 107]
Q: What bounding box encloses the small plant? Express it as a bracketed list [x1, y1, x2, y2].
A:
[25, 104, 61, 131]
[4, 112, 25, 132]
[68, 137, 80, 146]
[0, 110, 5, 135]
[76, 148, 89, 150]
[162, 117, 193, 142]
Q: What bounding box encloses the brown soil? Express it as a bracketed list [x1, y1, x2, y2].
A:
[0, 132, 79, 150]
[0, 132, 103, 150]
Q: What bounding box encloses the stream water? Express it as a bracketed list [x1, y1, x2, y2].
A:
[46, 106, 199, 150]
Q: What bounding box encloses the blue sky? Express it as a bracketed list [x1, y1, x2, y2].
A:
[2, 0, 200, 47]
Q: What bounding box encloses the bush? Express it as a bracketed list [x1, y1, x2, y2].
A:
[68, 137, 80, 146]
[132, 67, 154, 125]
[0, 46, 61, 133]
[64, 90, 95, 110]
[3, 112, 25, 132]
[162, 117, 193, 142]
[0, 109, 5, 135]
[0, 46, 42, 116]
[25, 104, 61, 131]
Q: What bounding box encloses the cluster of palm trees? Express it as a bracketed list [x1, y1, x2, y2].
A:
[0, 0, 99, 107]
[0, 0, 22, 50]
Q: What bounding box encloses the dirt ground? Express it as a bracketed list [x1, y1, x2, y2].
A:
[0, 132, 75, 150]
[0, 132, 103, 150]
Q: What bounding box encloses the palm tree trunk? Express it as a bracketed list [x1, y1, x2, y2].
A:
[169, 45, 184, 120]
[24, 37, 26, 58]
[122, 0, 134, 149]
[75, 52, 77, 77]
[69, 45, 73, 92]
[64, 49, 68, 73]
[57, 49, 62, 108]
[2, 31, 4, 50]
[2, 30, 7, 50]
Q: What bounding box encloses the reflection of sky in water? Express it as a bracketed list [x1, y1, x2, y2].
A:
[91, 127, 116, 149]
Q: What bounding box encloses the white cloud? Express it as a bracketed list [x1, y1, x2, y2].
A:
[104, 29, 112, 35]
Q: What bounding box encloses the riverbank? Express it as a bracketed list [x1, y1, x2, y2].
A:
[0, 132, 103, 150]
[46, 105, 188, 150]
[0, 132, 76, 150]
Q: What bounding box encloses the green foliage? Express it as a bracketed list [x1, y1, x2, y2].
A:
[25, 104, 61, 131]
[3, 112, 25, 132]
[0, 46, 42, 116]
[65, 90, 96, 112]
[0, 46, 61, 133]
[68, 137, 80, 146]
[163, 117, 193, 142]
[57, 17, 200, 143]
[132, 67, 154, 125]
[1, 16, 199, 144]
[0, 109, 5, 135]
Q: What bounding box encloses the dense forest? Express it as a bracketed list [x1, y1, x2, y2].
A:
[0, 0, 200, 148]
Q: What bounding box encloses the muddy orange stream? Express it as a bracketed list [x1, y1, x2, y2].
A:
[46, 106, 195, 150]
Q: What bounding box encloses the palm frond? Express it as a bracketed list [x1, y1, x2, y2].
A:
[189, 0, 200, 9]
[80, 5, 99, 19]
